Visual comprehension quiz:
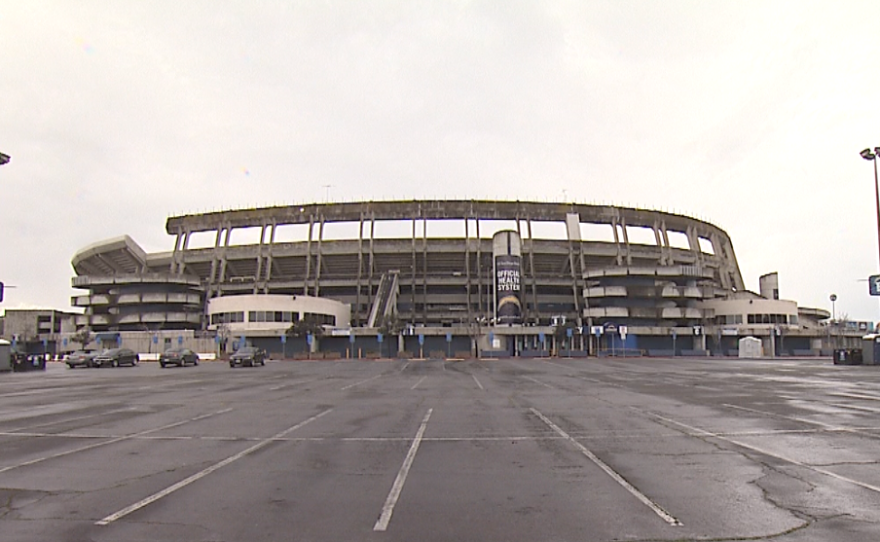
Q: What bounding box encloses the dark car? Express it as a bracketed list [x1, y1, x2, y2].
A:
[92, 348, 139, 368]
[229, 346, 266, 367]
[66, 350, 97, 369]
[160, 348, 200, 368]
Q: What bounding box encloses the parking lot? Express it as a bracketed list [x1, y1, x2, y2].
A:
[2, 357, 880, 541]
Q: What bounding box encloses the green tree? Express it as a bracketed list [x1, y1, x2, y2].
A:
[70, 328, 92, 349]
[286, 315, 326, 340]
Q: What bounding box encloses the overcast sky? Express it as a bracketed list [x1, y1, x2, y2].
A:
[3, 0, 880, 321]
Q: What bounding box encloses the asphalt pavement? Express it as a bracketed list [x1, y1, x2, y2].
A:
[2, 356, 880, 541]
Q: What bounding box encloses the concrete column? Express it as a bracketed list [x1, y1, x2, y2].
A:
[620, 217, 631, 265]
[303, 216, 314, 296]
[218, 225, 231, 284]
[171, 232, 183, 273]
[265, 222, 276, 286]
[475, 217, 482, 320]
[254, 224, 267, 293]
[527, 217, 539, 324]
[653, 221, 667, 266]
[660, 221, 671, 264]
[611, 216, 623, 266]
[412, 211, 418, 324]
[355, 213, 365, 326]
[422, 214, 428, 325]
[465, 215, 472, 323]
[315, 215, 325, 297]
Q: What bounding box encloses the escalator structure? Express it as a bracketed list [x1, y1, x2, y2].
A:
[367, 270, 400, 328]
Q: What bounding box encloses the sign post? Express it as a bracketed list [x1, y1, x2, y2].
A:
[870, 275, 880, 296]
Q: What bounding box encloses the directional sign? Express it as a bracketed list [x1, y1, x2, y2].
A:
[591, 326, 603, 336]
[446, 332, 452, 343]
[566, 327, 573, 338]
[870, 275, 880, 296]
[281, 334, 287, 344]
[349, 334, 356, 343]
[178, 335, 183, 345]
[418, 334, 425, 346]
[377, 333, 384, 343]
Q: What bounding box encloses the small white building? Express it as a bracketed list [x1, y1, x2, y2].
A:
[207, 294, 350, 335]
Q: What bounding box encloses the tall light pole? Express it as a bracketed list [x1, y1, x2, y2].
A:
[860, 147, 880, 270]
[830, 293, 837, 321]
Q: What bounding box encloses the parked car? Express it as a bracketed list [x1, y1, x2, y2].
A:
[66, 350, 97, 369]
[229, 346, 266, 367]
[160, 348, 199, 368]
[92, 348, 139, 368]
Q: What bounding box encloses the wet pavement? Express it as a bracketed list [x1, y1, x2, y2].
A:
[1, 356, 880, 541]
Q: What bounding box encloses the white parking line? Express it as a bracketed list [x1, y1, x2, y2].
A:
[341, 374, 382, 390]
[531, 408, 682, 526]
[411, 376, 427, 390]
[0, 408, 233, 475]
[5, 408, 135, 433]
[472, 374, 484, 390]
[524, 376, 554, 389]
[96, 408, 333, 526]
[374, 408, 433, 531]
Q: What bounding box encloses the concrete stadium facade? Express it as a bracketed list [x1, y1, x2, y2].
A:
[71, 200, 745, 334]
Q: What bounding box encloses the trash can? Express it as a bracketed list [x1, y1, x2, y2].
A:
[850, 348, 864, 365]
[11, 353, 47, 372]
[833, 348, 864, 366]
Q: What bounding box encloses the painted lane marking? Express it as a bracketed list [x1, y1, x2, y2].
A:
[0, 408, 233, 475]
[472, 374, 484, 390]
[411, 376, 427, 390]
[530, 408, 682, 526]
[649, 412, 880, 495]
[341, 374, 382, 390]
[269, 377, 321, 391]
[722, 403, 880, 438]
[96, 408, 333, 526]
[524, 376, 554, 389]
[5, 408, 136, 433]
[374, 408, 433, 532]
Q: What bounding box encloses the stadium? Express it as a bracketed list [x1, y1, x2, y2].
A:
[69, 199, 839, 357]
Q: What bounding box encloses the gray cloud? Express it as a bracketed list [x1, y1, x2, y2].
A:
[3, 0, 880, 320]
